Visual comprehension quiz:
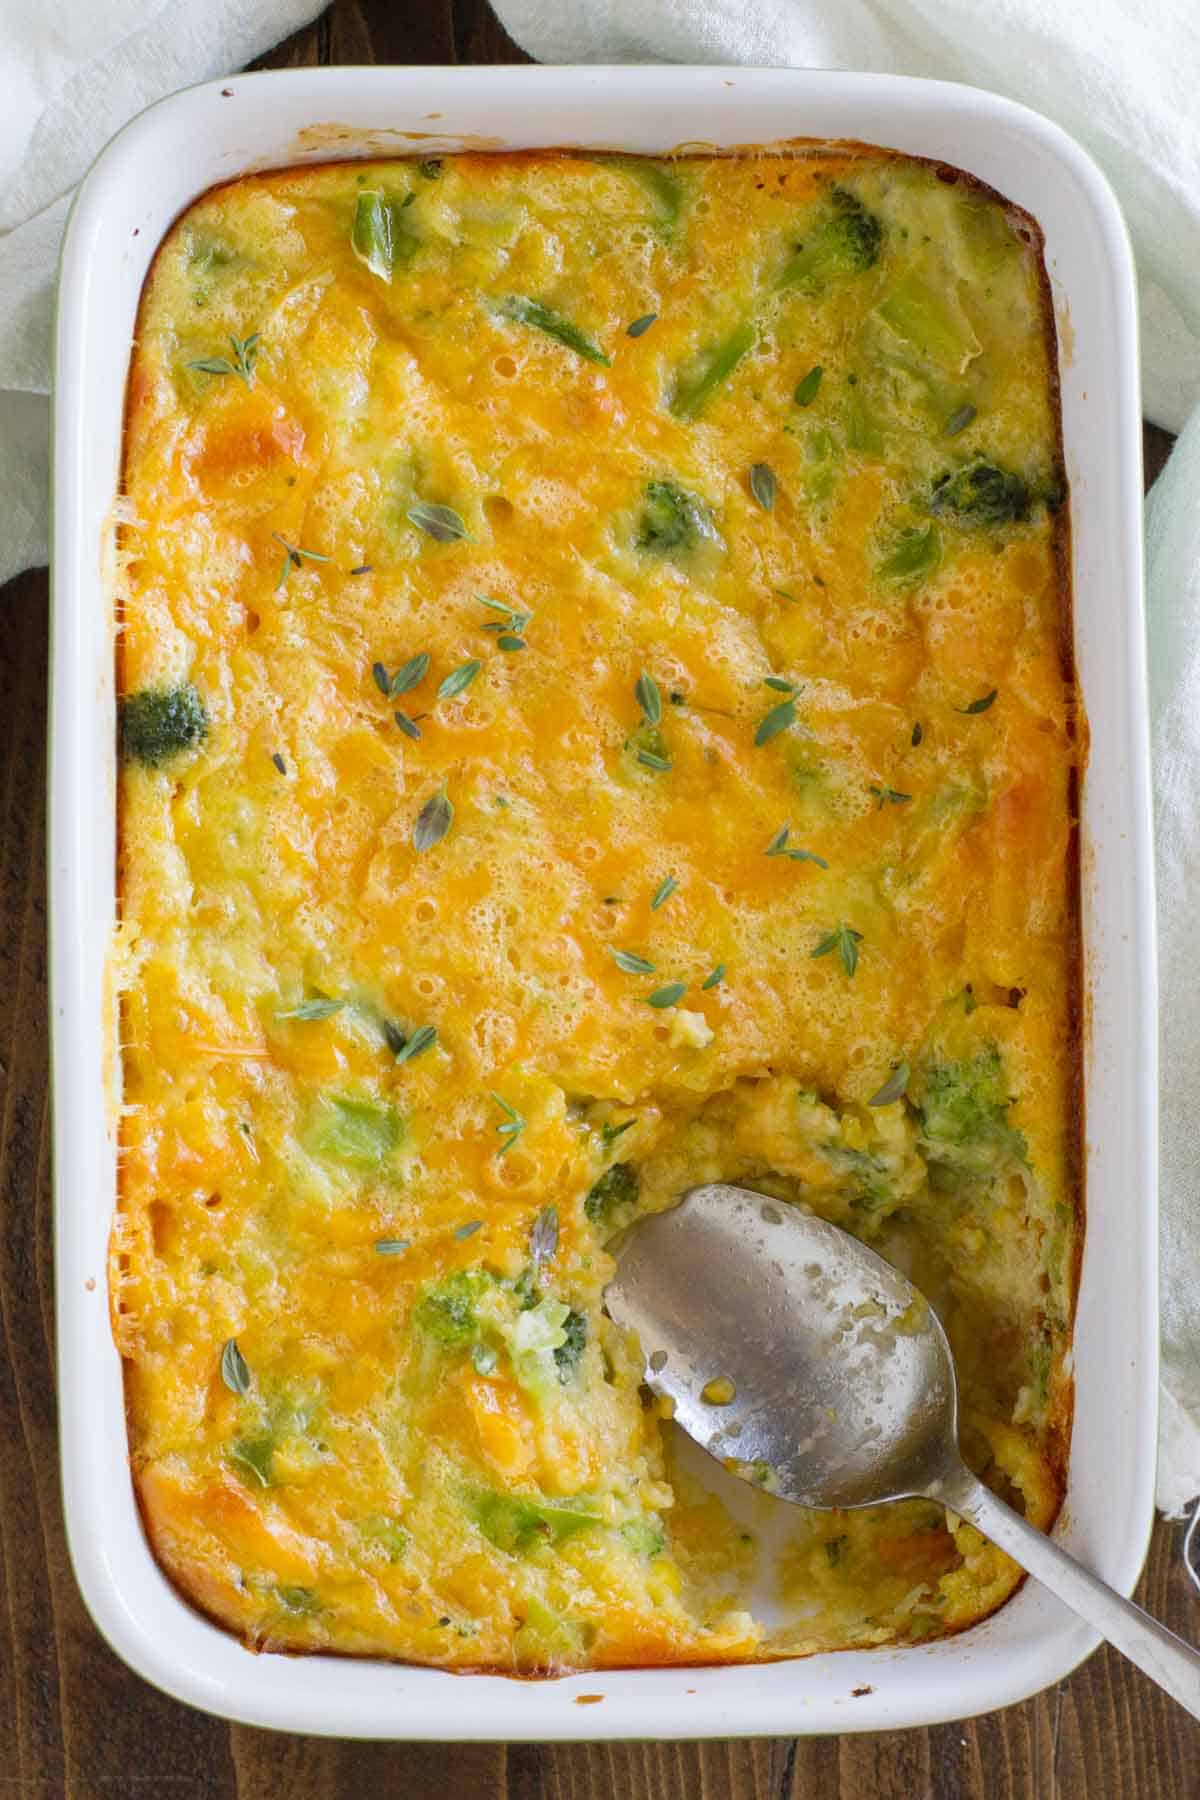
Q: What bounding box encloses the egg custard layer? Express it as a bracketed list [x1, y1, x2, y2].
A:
[116, 149, 1080, 1670]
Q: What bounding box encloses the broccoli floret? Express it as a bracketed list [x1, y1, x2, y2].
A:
[821, 1144, 895, 1211]
[668, 320, 757, 420]
[914, 1045, 1026, 1172]
[619, 1516, 666, 1559]
[305, 1092, 402, 1169]
[119, 681, 208, 767]
[412, 1269, 493, 1347]
[929, 460, 1031, 527]
[464, 1486, 599, 1556]
[553, 1309, 587, 1382]
[636, 480, 718, 553]
[585, 1161, 640, 1233]
[778, 188, 883, 292]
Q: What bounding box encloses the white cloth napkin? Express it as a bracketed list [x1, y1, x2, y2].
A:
[3, 0, 1199, 1514]
[0, 0, 324, 582]
[487, 0, 1200, 1515]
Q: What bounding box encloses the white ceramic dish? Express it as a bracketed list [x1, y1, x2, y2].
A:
[51, 64, 1155, 1739]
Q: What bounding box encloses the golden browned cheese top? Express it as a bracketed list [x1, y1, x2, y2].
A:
[116, 149, 1079, 1669]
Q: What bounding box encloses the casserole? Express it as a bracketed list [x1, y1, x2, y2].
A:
[51, 65, 1155, 1736]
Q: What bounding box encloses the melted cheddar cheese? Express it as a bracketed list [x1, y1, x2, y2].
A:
[115, 148, 1080, 1670]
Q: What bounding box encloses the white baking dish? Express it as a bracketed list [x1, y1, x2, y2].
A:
[50, 64, 1155, 1739]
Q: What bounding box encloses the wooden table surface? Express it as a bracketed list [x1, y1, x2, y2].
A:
[2, 3, 1197, 1793]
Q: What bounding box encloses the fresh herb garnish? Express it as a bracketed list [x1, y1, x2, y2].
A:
[765, 825, 828, 867]
[811, 921, 863, 978]
[497, 634, 526, 652]
[372, 661, 390, 696]
[612, 949, 656, 974]
[188, 332, 260, 387]
[868, 1060, 911, 1106]
[701, 963, 725, 990]
[764, 676, 796, 693]
[958, 689, 998, 715]
[491, 1093, 527, 1154]
[911, 721, 924, 746]
[755, 698, 797, 745]
[407, 502, 474, 544]
[869, 784, 912, 808]
[646, 982, 686, 1008]
[393, 1023, 438, 1065]
[276, 997, 345, 1021]
[600, 1119, 636, 1149]
[438, 660, 481, 701]
[749, 463, 777, 512]
[220, 1338, 251, 1396]
[350, 563, 373, 576]
[635, 671, 662, 726]
[794, 365, 823, 406]
[944, 403, 977, 437]
[391, 652, 431, 695]
[375, 1238, 411, 1255]
[273, 532, 330, 590]
[271, 752, 287, 775]
[636, 745, 672, 771]
[418, 159, 443, 179]
[455, 1220, 483, 1241]
[477, 595, 532, 637]
[530, 1204, 559, 1270]
[496, 295, 612, 367]
[650, 874, 679, 911]
[413, 788, 453, 852]
[626, 313, 658, 338]
[394, 710, 421, 740]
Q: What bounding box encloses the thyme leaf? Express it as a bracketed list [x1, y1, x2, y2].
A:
[635, 671, 662, 726]
[749, 462, 777, 512]
[794, 365, 823, 406]
[491, 1092, 527, 1154]
[868, 1060, 911, 1106]
[276, 997, 345, 1021]
[755, 698, 797, 745]
[413, 788, 453, 852]
[612, 949, 656, 974]
[407, 503, 474, 544]
[438, 660, 482, 701]
[530, 1204, 559, 1270]
[811, 921, 863, 978]
[393, 1023, 438, 1065]
[220, 1338, 251, 1396]
[391, 653, 430, 695]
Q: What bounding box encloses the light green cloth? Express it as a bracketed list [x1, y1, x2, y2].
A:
[489, 0, 1200, 1513]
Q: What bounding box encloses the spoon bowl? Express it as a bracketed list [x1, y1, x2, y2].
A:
[605, 1183, 1200, 1718]
[605, 1181, 957, 1508]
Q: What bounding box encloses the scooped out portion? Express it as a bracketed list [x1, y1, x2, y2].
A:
[114, 144, 1078, 1669]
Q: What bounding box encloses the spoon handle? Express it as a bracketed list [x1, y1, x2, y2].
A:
[936, 1463, 1200, 1719]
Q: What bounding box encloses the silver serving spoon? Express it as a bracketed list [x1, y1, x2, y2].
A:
[605, 1182, 1200, 1717]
